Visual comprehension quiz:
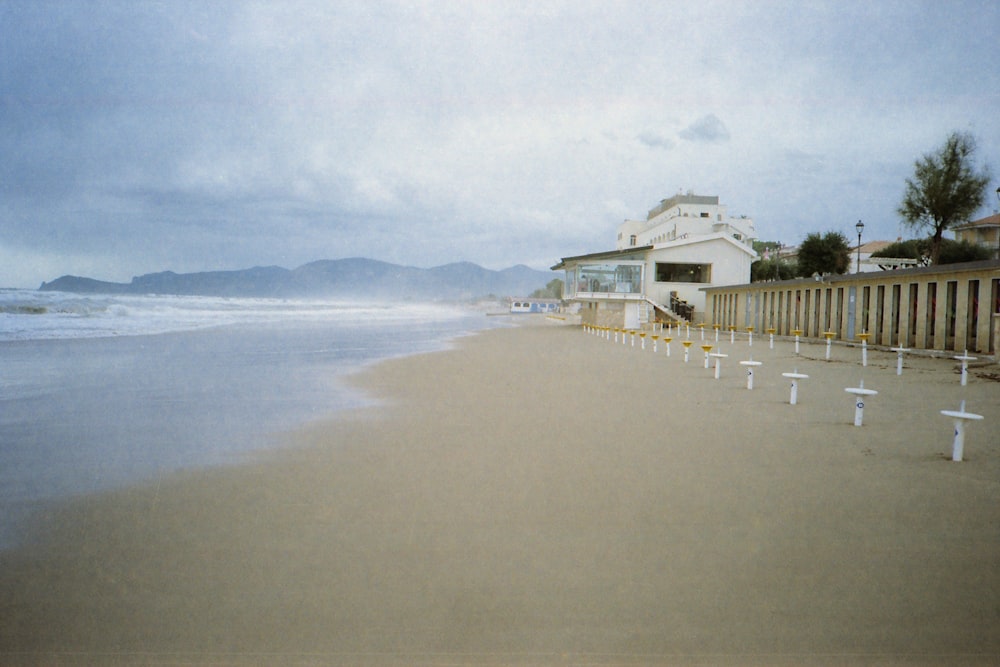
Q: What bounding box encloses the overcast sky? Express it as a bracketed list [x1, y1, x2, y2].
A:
[3, 1, 999, 287]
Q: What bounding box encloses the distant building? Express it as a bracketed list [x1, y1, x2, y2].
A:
[850, 239, 922, 273]
[953, 213, 1000, 260]
[508, 298, 560, 314]
[552, 192, 758, 328]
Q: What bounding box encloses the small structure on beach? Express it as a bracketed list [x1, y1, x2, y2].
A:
[508, 298, 561, 314]
[704, 259, 1000, 355]
[552, 192, 758, 329]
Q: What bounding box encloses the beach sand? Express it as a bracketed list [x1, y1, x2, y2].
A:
[2, 318, 999, 665]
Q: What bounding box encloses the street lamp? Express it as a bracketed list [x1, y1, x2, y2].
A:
[855, 220, 864, 273]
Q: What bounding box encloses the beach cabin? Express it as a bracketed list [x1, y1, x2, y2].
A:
[704, 258, 1000, 355]
[552, 192, 758, 328]
[509, 298, 560, 314]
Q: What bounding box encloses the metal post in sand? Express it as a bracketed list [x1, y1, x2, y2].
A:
[740, 358, 762, 390]
[940, 401, 984, 462]
[710, 352, 728, 379]
[782, 369, 809, 405]
[844, 379, 878, 427]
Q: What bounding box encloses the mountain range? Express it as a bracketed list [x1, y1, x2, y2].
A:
[39, 258, 557, 301]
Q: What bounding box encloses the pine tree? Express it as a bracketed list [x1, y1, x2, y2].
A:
[898, 132, 991, 265]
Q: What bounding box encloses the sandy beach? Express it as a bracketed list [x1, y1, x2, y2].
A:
[2, 318, 999, 665]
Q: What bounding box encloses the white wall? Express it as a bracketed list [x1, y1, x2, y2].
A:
[643, 236, 754, 316]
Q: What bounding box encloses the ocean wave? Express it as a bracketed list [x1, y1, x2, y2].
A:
[0, 290, 475, 342]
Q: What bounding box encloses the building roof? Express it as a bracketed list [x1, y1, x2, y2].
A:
[954, 213, 1000, 230]
[646, 193, 720, 220]
[551, 232, 758, 271]
[551, 246, 653, 270]
[854, 239, 895, 253]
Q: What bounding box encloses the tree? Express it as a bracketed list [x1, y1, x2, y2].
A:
[872, 237, 991, 266]
[530, 278, 563, 299]
[796, 231, 850, 277]
[750, 240, 796, 281]
[898, 131, 991, 265]
[750, 258, 796, 282]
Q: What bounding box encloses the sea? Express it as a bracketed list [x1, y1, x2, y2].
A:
[0, 289, 505, 549]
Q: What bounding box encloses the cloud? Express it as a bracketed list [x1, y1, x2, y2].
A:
[1, 1, 999, 287]
[679, 114, 731, 143]
[637, 131, 675, 150]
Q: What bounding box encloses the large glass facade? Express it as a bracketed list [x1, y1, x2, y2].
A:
[574, 263, 643, 295]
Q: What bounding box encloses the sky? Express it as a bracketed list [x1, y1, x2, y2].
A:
[2, 0, 999, 288]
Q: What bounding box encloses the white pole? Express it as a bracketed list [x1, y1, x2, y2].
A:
[952, 419, 966, 462]
[845, 380, 877, 427]
[783, 371, 808, 405]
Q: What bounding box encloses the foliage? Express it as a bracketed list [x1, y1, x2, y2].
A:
[531, 278, 564, 299]
[937, 239, 993, 264]
[750, 240, 796, 281]
[752, 240, 783, 254]
[750, 258, 797, 282]
[898, 131, 991, 264]
[872, 237, 992, 265]
[795, 231, 851, 277]
[871, 239, 927, 263]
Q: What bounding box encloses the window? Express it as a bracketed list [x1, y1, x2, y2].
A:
[700, 212, 709, 218]
[655, 263, 711, 283]
[577, 263, 643, 294]
[629, 234, 637, 246]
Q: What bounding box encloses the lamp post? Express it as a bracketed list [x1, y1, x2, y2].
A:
[855, 220, 864, 273]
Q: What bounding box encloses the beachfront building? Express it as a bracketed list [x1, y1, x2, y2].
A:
[954, 212, 1000, 260]
[508, 298, 561, 314]
[552, 192, 758, 329]
[851, 240, 911, 273]
[704, 259, 1000, 355]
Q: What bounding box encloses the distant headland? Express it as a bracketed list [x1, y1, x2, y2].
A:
[40, 258, 554, 301]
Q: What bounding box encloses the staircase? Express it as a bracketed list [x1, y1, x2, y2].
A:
[644, 297, 689, 325]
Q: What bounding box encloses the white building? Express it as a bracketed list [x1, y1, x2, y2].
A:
[552, 193, 758, 328]
[954, 213, 1000, 260]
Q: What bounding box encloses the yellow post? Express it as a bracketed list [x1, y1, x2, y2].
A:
[792, 328, 803, 354]
[700, 343, 714, 369]
[857, 332, 871, 367]
[823, 331, 836, 360]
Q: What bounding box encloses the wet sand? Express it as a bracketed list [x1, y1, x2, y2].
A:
[2, 319, 999, 665]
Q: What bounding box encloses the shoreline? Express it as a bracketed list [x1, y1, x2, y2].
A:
[2, 319, 998, 664]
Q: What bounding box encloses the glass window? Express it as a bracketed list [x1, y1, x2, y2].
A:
[576, 263, 643, 294]
[655, 263, 711, 283]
